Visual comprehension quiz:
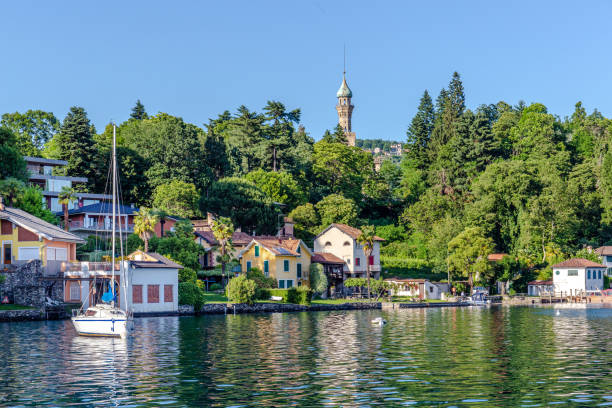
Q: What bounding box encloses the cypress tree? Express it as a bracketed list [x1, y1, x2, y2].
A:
[130, 99, 148, 120]
[406, 90, 434, 169]
[55, 106, 97, 183]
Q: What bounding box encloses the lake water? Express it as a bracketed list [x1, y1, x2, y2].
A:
[1, 305, 611, 407]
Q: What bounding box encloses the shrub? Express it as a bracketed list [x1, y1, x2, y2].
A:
[226, 275, 257, 304]
[257, 287, 312, 305]
[179, 266, 197, 283]
[309, 263, 328, 295]
[247, 268, 277, 289]
[209, 283, 222, 291]
[179, 281, 205, 311]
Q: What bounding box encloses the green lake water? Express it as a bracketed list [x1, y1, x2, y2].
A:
[1, 305, 611, 407]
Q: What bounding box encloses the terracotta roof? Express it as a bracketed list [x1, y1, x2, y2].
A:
[127, 251, 184, 269]
[551, 258, 607, 268]
[253, 236, 302, 256]
[487, 253, 508, 262]
[384, 278, 428, 283]
[528, 280, 553, 285]
[312, 252, 345, 264]
[595, 246, 612, 256]
[194, 230, 253, 246]
[319, 223, 385, 241]
[0, 206, 85, 243]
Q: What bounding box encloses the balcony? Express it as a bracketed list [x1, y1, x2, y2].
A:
[61, 261, 120, 277]
[69, 221, 134, 233]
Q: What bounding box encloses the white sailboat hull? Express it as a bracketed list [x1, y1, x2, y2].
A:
[71, 316, 127, 338]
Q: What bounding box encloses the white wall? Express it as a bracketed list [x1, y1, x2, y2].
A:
[125, 264, 179, 314]
[553, 267, 605, 293]
[314, 228, 354, 273]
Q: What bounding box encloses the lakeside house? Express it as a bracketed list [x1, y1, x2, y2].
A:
[25, 156, 111, 212]
[384, 278, 450, 300]
[527, 280, 554, 296]
[313, 223, 384, 281]
[238, 236, 312, 288]
[594, 246, 612, 276]
[552, 258, 607, 295]
[63, 250, 181, 314]
[0, 202, 84, 274]
[57, 202, 139, 239]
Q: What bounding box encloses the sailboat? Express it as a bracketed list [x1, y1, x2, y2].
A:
[71, 124, 131, 338]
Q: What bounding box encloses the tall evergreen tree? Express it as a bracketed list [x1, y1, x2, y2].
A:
[406, 90, 435, 169]
[130, 99, 148, 120]
[55, 106, 97, 183]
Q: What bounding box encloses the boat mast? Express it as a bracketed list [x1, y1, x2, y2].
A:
[111, 122, 116, 308]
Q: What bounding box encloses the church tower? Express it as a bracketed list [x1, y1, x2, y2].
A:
[336, 73, 356, 146]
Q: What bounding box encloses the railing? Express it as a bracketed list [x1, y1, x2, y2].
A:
[61, 261, 119, 273]
[69, 221, 134, 232]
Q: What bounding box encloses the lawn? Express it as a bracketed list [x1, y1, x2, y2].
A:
[202, 292, 228, 303]
[0, 304, 35, 310]
[311, 298, 373, 305]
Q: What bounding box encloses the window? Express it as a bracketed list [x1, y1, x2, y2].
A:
[133, 285, 143, 304]
[246, 261, 252, 272]
[298, 281, 302, 287]
[147, 285, 159, 303]
[278, 280, 285, 289]
[286, 280, 293, 288]
[297, 246, 301, 254]
[369, 256, 374, 266]
[164, 285, 173, 302]
[254, 245, 260, 257]
[568, 270, 578, 277]
[599, 270, 602, 279]
[343, 241, 351, 246]
[297, 263, 302, 278]
[264, 260, 269, 276]
[587, 270, 591, 279]
[355, 257, 361, 266]
[555, 270, 560, 275]
[69, 281, 80, 301]
[284, 260, 289, 272]
[607, 256, 612, 263]
[325, 241, 332, 247]
[47, 247, 67, 261]
[429, 286, 433, 293]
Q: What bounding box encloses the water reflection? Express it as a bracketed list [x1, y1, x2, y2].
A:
[0, 306, 611, 407]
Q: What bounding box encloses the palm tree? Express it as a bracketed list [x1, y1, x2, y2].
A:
[134, 207, 159, 253]
[211, 216, 234, 287]
[58, 186, 77, 231]
[153, 209, 169, 237]
[357, 225, 376, 302]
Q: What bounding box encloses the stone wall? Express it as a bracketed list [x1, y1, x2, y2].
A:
[0, 260, 63, 307]
[0, 309, 44, 322]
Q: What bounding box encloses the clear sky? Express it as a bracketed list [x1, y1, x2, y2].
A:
[2, 1, 612, 142]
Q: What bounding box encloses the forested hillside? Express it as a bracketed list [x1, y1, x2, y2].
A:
[2, 72, 611, 292]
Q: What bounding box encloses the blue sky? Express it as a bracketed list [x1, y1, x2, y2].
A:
[2, 1, 612, 142]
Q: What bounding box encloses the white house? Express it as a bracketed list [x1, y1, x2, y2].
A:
[63, 251, 181, 315]
[552, 258, 606, 295]
[313, 223, 384, 279]
[384, 278, 450, 300]
[527, 280, 554, 296]
[594, 246, 612, 276]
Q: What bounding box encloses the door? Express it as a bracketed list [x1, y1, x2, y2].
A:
[2, 242, 11, 264]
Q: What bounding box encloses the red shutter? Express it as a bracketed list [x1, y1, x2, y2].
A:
[164, 284, 173, 302]
[369, 256, 374, 266]
[355, 257, 360, 266]
[133, 285, 143, 304]
[147, 285, 159, 303]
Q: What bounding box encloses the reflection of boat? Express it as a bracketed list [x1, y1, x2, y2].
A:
[71, 124, 131, 338]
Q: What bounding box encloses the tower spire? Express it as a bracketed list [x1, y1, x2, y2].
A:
[336, 50, 355, 147]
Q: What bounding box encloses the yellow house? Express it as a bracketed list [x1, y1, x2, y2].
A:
[239, 237, 312, 288]
[1, 204, 84, 269]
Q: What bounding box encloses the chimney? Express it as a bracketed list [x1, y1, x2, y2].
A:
[279, 217, 294, 238]
[0, 196, 4, 211]
[207, 212, 215, 226]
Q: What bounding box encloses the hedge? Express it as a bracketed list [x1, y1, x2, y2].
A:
[179, 281, 205, 310]
[257, 287, 313, 305]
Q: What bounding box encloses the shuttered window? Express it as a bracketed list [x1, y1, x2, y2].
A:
[284, 260, 289, 272]
[164, 285, 173, 302]
[133, 285, 143, 304]
[297, 263, 302, 278]
[264, 260, 269, 276]
[147, 285, 159, 303]
[254, 245, 260, 257]
[69, 281, 80, 301]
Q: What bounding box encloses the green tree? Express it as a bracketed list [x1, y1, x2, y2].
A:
[130, 100, 148, 120]
[13, 185, 58, 224]
[134, 207, 159, 252]
[447, 226, 495, 292]
[245, 169, 306, 210]
[357, 225, 376, 301]
[315, 194, 358, 227]
[152, 180, 200, 218]
[200, 177, 279, 234]
[309, 263, 328, 296]
[0, 127, 28, 181]
[54, 107, 97, 182]
[58, 186, 76, 231]
[211, 216, 234, 286]
[406, 90, 435, 169]
[226, 275, 257, 304]
[263, 100, 301, 171]
[1, 110, 60, 156]
[0, 178, 26, 206]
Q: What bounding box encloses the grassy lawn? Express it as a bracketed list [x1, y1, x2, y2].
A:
[311, 298, 373, 305]
[203, 292, 229, 303]
[0, 304, 35, 310]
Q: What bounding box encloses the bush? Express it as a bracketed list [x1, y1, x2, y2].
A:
[179, 267, 197, 283]
[257, 287, 312, 305]
[209, 283, 222, 291]
[226, 275, 257, 304]
[309, 263, 328, 295]
[179, 281, 205, 311]
[247, 268, 277, 289]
